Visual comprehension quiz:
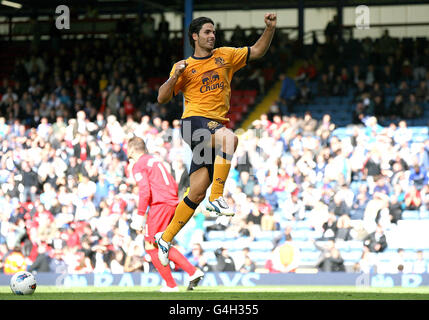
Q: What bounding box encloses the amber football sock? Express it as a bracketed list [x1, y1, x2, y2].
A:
[162, 196, 199, 243]
[209, 152, 233, 202]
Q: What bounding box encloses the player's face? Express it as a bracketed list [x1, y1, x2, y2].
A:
[127, 147, 136, 161]
[196, 23, 216, 51]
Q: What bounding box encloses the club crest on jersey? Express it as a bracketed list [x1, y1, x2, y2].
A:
[207, 121, 220, 130]
[215, 57, 225, 66]
[200, 70, 224, 93]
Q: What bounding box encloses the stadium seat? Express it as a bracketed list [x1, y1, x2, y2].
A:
[300, 247, 318, 253]
[300, 251, 320, 263]
[201, 240, 224, 251]
[206, 231, 226, 241]
[291, 230, 309, 241]
[248, 251, 270, 263]
[347, 241, 364, 250]
[294, 241, 316, 250]
[335, 241, 350, 251]
[292, 219, 314, 231]
[241, 90, 257, 98]
[341, 251, 362, 262]
[228, 113, 242, 122]
[254, 230, 280, 241]
[402, 210, 420, 220]
[248, 240, 274, 252]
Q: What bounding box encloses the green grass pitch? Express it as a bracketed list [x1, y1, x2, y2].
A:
[1, 285, 429, 300]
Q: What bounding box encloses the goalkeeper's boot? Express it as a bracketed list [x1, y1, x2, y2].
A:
[206, 196, 235, 216]
[154, 232, 171, 267]
[159, 285, 179, 292]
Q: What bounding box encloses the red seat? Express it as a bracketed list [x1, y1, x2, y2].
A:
[239, 96, 254, 105]
[147, 77, 167, 90]
[231, 105, 248, 113]
[230, 95, 241, 105]
[233, 90, 245, 97]
[225, 121, 235, 128]
[229, 113, 242, 122]
[243, 90, 257, 97]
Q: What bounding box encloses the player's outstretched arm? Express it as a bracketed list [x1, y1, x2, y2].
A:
[248, 13, 277, 61]
[157, 60, 188, 104]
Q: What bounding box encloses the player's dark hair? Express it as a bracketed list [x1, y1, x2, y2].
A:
[188, 16, 214, 49]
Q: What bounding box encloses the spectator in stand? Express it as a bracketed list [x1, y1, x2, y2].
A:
[409, 164, 428, 190]
[372, 95, 386, 119]
[317, 73, 331, 98]
[28, 243, 51, 272]
[110, 250, 125, 274]
[313, 239, 345, 272]
[404, 185, 422, 210]
[261, 208, 278, 231]
[389, 94, 404, 119]
[329, 192, 351, 217]
[272, 225, 292, 249]
[282, 191, 305, 221]
[320, 211, 337, 241]
[403, 93, 423, 119]
[185, 243, 212, 273]
[412, 250, 428, 273]
[239, 255, 256, 273]
[49, 249, 67, 273]
[335, 214, 356, 241]
[295, 60, 317, 83]
[415, 80, 429, 103]
[3, 245, 27, 275]
[351, 184, 370, 220]
[17, 161, 39, 203]
[214, 247, 236, 272]
[363, 224, 387, 253]
[264, 185, 279, 211]
[278, 74, 298, 115]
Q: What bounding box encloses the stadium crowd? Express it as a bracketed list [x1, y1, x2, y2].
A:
[0, 15, 428, 275]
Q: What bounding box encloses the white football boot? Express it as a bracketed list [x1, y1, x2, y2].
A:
[159, 286, 179, 292]
[206, 196, 235, 216]
[154, 232, 171, 267]
[187, 268, 205, 291]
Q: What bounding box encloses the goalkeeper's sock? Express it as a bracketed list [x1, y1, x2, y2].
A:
[168, 246, 197, 276]
[162, 196, 199, 243]
[209, 152, 232, 202]
[146, 248, 177, 288]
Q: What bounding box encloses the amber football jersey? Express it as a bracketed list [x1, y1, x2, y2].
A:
[169, 46, 250, 123]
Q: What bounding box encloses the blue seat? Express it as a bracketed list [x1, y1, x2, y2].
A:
[206, 231, 226, 241]
[402, 210, 420, 220]
[254, 230, 279, 241]
[291, 230, 309, 241]
[341, 251, 362, 262]
[300, 251, 320, 262]
[348, 241, 364, 250]
[201, 240, 224, 251]
[249, 240, 274, 252]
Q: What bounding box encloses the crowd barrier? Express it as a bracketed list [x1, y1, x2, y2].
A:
[1, 272, 428, 288]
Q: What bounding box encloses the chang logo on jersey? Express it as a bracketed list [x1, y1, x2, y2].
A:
[200, 70, 224, 93]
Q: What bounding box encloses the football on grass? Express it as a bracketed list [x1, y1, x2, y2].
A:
[10, 271, 37, 295]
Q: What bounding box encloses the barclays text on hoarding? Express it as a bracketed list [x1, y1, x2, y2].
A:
[4, 272, 428, 288]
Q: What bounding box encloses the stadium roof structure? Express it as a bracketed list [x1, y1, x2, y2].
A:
[1, 0, 429, 17]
